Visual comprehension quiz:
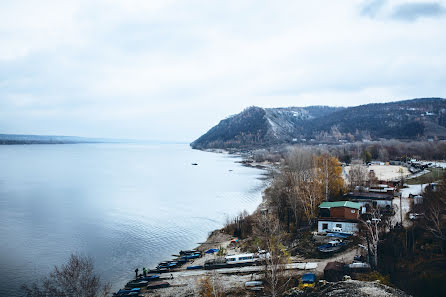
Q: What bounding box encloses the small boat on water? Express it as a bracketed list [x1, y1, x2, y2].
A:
[318, 240, 346, 253]
[191, 163, 198, 166]
[146, 281, 170, 290]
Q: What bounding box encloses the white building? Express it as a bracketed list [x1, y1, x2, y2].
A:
[318, 219, 358, 233]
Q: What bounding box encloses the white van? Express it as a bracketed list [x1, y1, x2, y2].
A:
[225, 253, 256, 265]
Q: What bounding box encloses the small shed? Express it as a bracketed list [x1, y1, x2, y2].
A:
[324, 261, 345, 282]
[413, 195, 423, 205]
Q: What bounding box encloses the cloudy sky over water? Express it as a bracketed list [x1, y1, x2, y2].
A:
[1, 0, 446, 141]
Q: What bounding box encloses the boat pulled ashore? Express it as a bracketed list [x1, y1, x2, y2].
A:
[113, 288, 141, 296]
[146, 281, 170, 290]
[125, 280, 148, 288]
[317, 240, 346, 253]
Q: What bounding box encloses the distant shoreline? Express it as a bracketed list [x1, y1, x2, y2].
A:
[0, 134, 188, 145]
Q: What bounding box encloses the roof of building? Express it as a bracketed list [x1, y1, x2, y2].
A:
[318, 218, 359, 223]
[324, 261, 344, 271]
[319, 201, 361, 210]
[345, 192, 394, 200]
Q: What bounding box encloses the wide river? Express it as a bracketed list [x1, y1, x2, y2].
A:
[0, 143, 266, 296]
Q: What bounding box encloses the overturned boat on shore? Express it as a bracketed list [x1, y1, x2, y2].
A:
[146, 281, 170, 290]
[125, 280, 148, 288]
[113, 288, 141, 296]
[186, 265, 204, 270]
[139, 275, 160, 282]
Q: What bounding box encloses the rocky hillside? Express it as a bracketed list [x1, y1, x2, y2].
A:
[191, 98, 446, 149]
[191, 106, 342, 149]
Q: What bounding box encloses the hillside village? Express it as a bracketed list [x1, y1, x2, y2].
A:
[113, 152, 446, 297]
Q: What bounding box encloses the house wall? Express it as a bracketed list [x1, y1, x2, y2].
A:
[329, 207, 359, 220]
[318, 220, 358, 233]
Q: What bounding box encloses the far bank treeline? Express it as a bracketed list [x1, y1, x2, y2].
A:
[250, 139, 446, 165]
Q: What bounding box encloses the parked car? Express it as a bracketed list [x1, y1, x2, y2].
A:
[348, 262, 371, 269]
[409, 213, 424, 220]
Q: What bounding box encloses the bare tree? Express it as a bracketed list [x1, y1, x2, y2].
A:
[284, 148, 325, 225]
[23, 254, 111, 297]
[315, 154, 345, 201]
[282, 171, 302, 229]
[284, 147, 313, 172]
[360, 208, 389, 267]
[425, 204, 446, 241]
[298, 177, 324, 224]
[256, 214, 291, 297]
[197, 271, 224, 297]
[349, 163, 368, 191]
[423, 182, 446, 251]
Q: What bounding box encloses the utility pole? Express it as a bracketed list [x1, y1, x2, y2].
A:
[398, 168, 404, 228]
[366, 230, 372, 268]
[399, 192, 403, 227]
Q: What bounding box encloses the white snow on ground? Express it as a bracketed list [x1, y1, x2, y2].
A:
[392, 184, 428, 227]
[392, 196, 411, 227]
[406, 169, 430, 179]
[416, 161, 446, 168]
[344, 165, 409, 182]
[400, 184, 428, 198]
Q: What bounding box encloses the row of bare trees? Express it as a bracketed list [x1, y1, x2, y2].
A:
[266, 148, 345, 230]
[328, 140, 446, 163]
[422, 174, 446, 251]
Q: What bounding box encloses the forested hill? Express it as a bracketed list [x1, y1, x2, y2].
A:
[191, 98, 446, 149]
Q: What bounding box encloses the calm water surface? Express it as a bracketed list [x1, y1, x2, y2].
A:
[0, 143, 266, 296]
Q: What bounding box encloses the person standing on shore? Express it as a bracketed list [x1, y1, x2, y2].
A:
[134, 268, 139, 280]
[143, 267, 147, 277]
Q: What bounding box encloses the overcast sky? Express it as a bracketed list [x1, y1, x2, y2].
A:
[1, 0, 445, 141]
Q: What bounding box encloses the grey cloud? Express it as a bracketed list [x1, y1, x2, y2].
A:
[361, 0, 387, 17]
[392, 2, 445, 21]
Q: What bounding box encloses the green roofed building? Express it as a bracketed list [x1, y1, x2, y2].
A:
[318, 201, 361, 234]
[319, 201, 361, 210]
